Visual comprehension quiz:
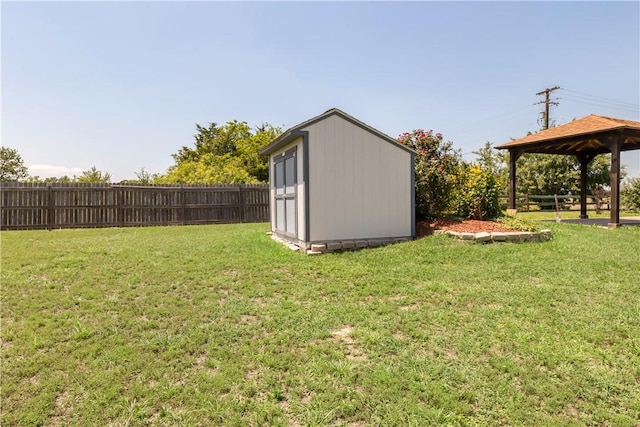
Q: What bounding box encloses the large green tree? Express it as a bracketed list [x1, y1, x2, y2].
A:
[621, 177, 640, 212]
[76, 166, 112, 183]
[514, 153, 617, 195]
[118, 167, 162, 185]
[162, 121, 281, 184]
[24, 176, 74, 184]
[472, 142, 619, 196]
[0, 147, 28, 181]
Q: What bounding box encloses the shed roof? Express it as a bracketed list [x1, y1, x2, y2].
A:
[260, 108, 416, 156]
[495, 114, 640, 155]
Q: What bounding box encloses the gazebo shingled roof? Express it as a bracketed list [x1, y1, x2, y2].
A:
[496, 115, 640, 154]
[496, 114, 640, 227]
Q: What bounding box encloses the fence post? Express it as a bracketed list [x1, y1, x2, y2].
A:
[181, 185, 185, 226]
[47, 185, 53, 231]
[114, 186, 119, 226]
[238, 186, 244, 223]
[119, 187, 125, 227]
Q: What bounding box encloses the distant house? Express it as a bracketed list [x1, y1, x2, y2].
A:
[259, 108, 416, 253]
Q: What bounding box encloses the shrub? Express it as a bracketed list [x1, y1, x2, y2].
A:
[621, 177, 640, 212]
[454, 164, 501, 220]
[397, 130, 461, 219]
[497, 215, 540, 232]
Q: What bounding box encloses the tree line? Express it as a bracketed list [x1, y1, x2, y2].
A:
[1, 121, 280, 185]
[2, 119, 639, 214]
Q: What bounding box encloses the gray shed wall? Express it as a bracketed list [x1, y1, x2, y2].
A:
[303, 114, 413, 242]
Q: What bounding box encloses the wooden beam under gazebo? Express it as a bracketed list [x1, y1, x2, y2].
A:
[496, 115, 640, 228]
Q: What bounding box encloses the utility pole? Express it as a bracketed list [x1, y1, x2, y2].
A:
[536, 85, 561, 130]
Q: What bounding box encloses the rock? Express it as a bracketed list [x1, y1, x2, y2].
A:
[474, 232, 492, 242]
[326, 242, 342, 251]
[520, 232, 534, 242]
[505, 232, 522, 242]
[341, 241, 355, 249]
[491, 232, 507, 241]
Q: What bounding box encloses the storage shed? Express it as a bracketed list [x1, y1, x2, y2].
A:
[259, 108, 416, 253]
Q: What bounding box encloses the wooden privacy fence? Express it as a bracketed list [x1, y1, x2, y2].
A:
[0, 183, 270, 230]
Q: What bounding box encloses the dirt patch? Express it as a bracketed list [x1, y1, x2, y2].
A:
[393, 331, 410, 340]
[331, 326, 353, 339]
[195, 354, 218, 376]
[416, 218, 519, 238]
[330, 326, 367, 361]
[239, 315, 258, 324]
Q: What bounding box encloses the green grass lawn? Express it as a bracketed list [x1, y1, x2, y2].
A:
[2, 222, 639, 426]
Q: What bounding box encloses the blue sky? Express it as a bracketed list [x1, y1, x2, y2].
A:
[3, 1, 639, 182]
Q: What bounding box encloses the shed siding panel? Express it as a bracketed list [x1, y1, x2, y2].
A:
[268, 137, 305, 242]
[305, 115, 411, 241]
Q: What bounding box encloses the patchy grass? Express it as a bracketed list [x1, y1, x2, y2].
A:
[2, 223, 639, 426]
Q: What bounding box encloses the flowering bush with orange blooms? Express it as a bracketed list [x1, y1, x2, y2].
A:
[454, 163, 501, 220]
[397, 129, 462, 219]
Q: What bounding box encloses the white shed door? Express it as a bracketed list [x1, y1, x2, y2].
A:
[274, 149, 297, 236]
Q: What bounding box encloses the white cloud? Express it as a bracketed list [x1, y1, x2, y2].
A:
[28, 164, 85, 179]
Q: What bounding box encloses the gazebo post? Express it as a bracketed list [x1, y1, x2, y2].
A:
[508, 149, 522, 213]
[603, 135, 623, 228]
[577, 154, 595, 220]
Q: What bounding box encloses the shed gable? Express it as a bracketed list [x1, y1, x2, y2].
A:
[260, 108, 416, 157]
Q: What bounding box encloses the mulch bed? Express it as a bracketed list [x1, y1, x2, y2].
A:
[416, 218, 519, 238]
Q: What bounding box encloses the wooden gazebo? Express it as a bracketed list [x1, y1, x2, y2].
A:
[496, 115, 640, 227]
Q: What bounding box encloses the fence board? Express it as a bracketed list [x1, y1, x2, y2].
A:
[0, 183, 270, 230]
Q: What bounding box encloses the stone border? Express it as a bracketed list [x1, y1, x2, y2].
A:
[268, 233, 411, 255]
[269, 229, 553, 254]
[305, 237, 412, 255]
[437, 229, 553, 243]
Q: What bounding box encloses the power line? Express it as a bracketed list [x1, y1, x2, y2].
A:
[560, 88, 639, 108]
[449, 103, 538, 136]
[559, 96, 639, 114]
[560, 93, 632, 108]
[560, 92, 639, 108]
